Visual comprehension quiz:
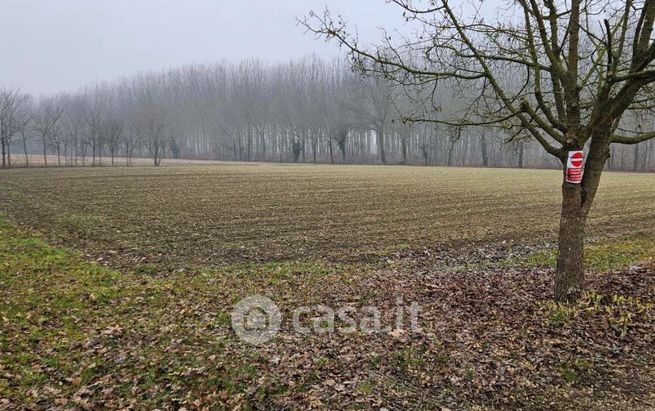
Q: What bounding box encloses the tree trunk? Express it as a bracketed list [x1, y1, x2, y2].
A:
[22, 134, 29, 168]
[554, 131, 609, 301]
[42, 135, 48, 167]
[480, 132, 488, 167]
[312, 141, 317, 163]
[247, 127, 252, 162]
[376, 127, 387, 164]
[328, 140, 334, 164]
[633, 144, 639, 171]
[447, 139, 455, 166]
[1, 138, 6, 168]
[554, 182, 586, 301]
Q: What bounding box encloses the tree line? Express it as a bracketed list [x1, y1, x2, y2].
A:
[1, 56, 654, 170]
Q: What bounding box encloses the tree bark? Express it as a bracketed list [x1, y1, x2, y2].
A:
[554, 182, 586, 301]
[554, 131, 609, 301]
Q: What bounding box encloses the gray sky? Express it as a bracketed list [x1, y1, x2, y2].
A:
[0, 0, 402, 95]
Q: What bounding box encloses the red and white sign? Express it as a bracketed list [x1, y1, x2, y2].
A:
[565, 150, 585, 184]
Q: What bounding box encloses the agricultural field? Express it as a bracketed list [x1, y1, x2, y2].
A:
[1, 164, 655, 409]
[1, 164, 654, 269]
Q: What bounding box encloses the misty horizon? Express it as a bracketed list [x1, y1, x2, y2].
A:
[0, 0, 402, 95]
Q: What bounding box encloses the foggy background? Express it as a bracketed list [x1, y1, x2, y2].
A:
[0, 0, 652, 171]
[0, 0, 401, 95]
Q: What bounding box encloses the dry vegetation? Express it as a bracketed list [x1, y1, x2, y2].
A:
[1, 164, 655, 409]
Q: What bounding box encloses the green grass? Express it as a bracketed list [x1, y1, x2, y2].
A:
[0, 215, 374, 408]
[0, 216, 301, 407]
[0, 217, 119, 402]
[512, 236, 655, 272]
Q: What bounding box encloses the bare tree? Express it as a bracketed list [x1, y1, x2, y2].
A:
[17, 101, 33, 168]
[32, 97, 65, 167]
[60, 95, 86, 167]
[303, 0, 655, 300]
[128, 74, 169, 167]
[105, 117, 123, 166]
[0, 88, 29, 168]
[349, 77, 396, 164]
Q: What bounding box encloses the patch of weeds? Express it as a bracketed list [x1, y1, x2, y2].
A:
[464, 367, 475, 382]
[384, 243, 411, 255]
[214, 310, 231, 327]
[559, 365, 577, 384]
[543, 290, 654, 336]
[369, 354, 382, 370]
[238, 364, 259, 379]
[56, 213, 105, 231]
[314, 356, 330, 368]
[393, 347, 425, 370]
[133, 263, 160, 275]
[543, 302, 580, 326]
[433, 351, 450, 365]
[356, 379, 375, 395]
[584, 237, 655, 272]
[574, 358, 592, 371]
[506, 237, 655, 271]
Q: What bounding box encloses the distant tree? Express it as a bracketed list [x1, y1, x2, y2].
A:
[0, 88, 29, 168]
[480, 131, 489, 167]
[17, 101, 33, 168]
[419, 142, 429, 166]
[60, 94, 86, 167]
[32, 97, 65, 167]
[105, 118, 123, 166]
[349, 77, 396, 164]
[291, 139, 304, 163]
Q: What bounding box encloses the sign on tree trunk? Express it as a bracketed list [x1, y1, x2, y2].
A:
[565, 151, 585, 184]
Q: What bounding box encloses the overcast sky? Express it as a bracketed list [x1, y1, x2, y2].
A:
[0, 0, 403, 95]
